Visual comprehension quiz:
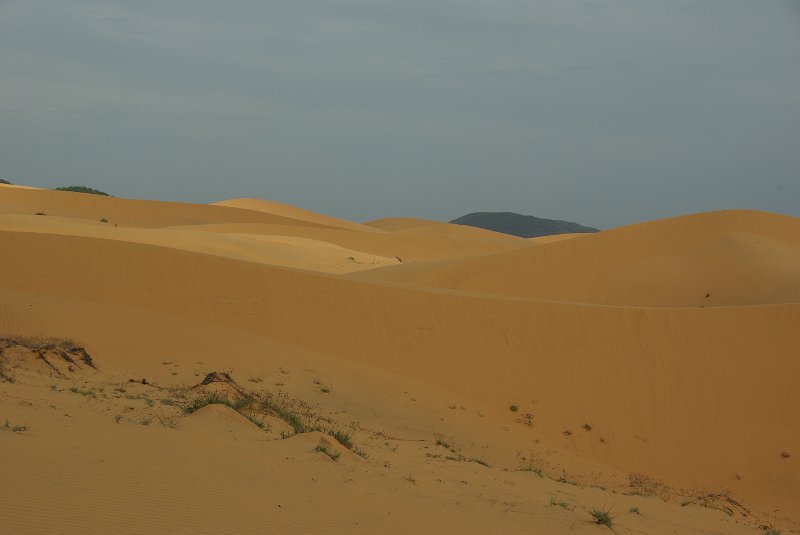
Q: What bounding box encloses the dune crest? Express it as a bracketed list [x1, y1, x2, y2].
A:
[213, 197, 379, 233]
[411, 210, 800, 307]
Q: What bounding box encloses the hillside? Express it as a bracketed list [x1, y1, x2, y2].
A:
[450, 211, 599, 238]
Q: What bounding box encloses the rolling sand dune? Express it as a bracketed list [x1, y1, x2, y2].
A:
[411, 210, 800, 307]
[160, 222, 525, 262]
[0, 214, 398, 274]
[0, 187, 797, 534]
[365, 216, 443, 231]
[214, 197, 381, 233]
[0, 187, 347, 230]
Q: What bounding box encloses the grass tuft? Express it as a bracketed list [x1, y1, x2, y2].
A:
[590, 507, 614, 527]
[314, 445, 340, 461]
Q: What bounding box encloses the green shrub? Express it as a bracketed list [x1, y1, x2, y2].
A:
[591, 508, 614, 527]
[55, 185, 111, 196]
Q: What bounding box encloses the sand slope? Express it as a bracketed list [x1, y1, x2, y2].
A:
[214, 197, 380, 233]
[411, 210, 800, 307]
[0, 187, 797, 533]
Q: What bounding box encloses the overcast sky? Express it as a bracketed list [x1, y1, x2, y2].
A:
[1, 1, 798, 229]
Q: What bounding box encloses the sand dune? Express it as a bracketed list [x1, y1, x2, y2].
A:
[0, 187, 339, 229]
[0, 214, 398, 274]
[0, 187, 797, 533]
[160, 222, 525, 262]
[214, 197, 380, 233]
[411, 210, 800, 307]
[364, 216, 443, 231]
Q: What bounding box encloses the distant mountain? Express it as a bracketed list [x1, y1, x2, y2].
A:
[450, 212, 598, 238]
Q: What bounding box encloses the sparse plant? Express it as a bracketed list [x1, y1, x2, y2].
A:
[583, 423, 593, 431]
[314, 444, 340, 461]
[629, 506, 640, 514]
[3, 419, 28, 433]
[549, 497, 569, 509]
[68, 386, 96, 398]
[590, 507, 614, 527]
[517, 451, 545, 477]
[260, 396, 307, 434]
[435, 435, 452, 449]
[183, 394, 267, 430]
[764, 529, 782, 535]
[329, 430, 354, 450]
[780, 451, 791, 459]
[0, 178, 12, 184]
[445, 453, 490, 467]
[509, 404, 519, 412]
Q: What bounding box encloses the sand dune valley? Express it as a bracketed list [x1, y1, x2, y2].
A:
[1, 183, 798, 535]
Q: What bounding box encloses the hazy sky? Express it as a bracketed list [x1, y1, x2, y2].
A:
[1, 1, 798, 229]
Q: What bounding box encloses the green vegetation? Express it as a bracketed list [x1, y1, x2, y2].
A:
[68, 387, 96, 398]
[260, 396, 307, 434]
[590, 507, 614, 527]
[329, 430, 354, 450]
[445, 453, 490, 468]
[314, 444, 340, 461]
[629, 506, 640, 514]
[549, 497, 570, 509]
[55, 185, 111, 196]
[183, 393, 249, 414]
[764, 529, 782, 535]
[0, 179, 12, 184]
[435, 436, 452, 449]
[183, 394, 266, 429]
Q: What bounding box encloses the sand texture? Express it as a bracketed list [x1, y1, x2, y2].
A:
[1, 186, 797, 534]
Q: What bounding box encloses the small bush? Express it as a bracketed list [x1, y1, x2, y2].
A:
[591, 508, 614, 527]
[314, 445, 340, 461]
[330, 430, 354, 450]
[55, 185, 111, 196]
[0, 179, 12, 185]
[260, 397, 307, 434]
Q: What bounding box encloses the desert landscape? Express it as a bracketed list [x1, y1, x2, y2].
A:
[0, 183, 797, 534]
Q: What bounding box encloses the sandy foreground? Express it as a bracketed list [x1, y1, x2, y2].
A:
[0, 184, 797, 534]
